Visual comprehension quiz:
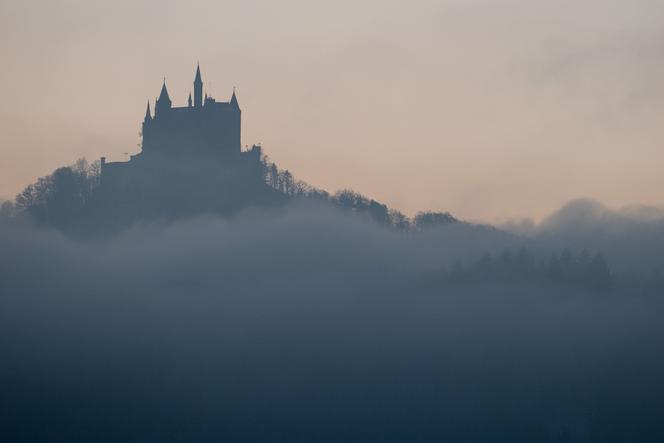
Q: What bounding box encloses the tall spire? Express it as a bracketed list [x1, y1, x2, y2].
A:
[230, 87, 239, 109]
[194, 63, 202, 83]
[144, 100, 152, 120]
[193, 63, 203, 108]
[158, 80, 171, 103]
[155, 79, 172, 114]
[188, 92, 192, 108]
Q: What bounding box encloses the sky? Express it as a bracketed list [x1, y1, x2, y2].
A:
[1, 0, 663, 221]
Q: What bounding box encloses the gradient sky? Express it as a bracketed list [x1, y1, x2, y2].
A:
[1, 0, 663, 221]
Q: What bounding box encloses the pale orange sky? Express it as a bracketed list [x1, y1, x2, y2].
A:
[1, 0, 663, 221]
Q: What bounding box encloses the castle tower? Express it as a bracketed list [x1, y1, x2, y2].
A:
[144, 100, 152, 122]
[155, 81, 172, 115]
[142, 100, 153, 151]
[230, 89, 241, 151]
[194, 64, 203, 108]
[230, 89, 239, 109]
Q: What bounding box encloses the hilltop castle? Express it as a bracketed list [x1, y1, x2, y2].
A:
[101, 64, 261, 185]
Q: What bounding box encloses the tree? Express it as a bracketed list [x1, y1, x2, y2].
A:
[14, 158, 100, 229]
[279, 170, 294, 195]
[368, 200, 389, 225]
[413, 211, 457, 230]
[269, 163, 279, 189]
[388, 209, 410, 230]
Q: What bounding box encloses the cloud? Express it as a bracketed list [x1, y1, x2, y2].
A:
[527, 199, 664, 272]
[2, 201, 664, 441]
[501, 199, 664, 271]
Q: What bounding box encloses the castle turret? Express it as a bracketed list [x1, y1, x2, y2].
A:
[155, 81, 172, 115]
[230, 89, 240, 110]
[194, 64, 203, 108]
[144, 100, 152, 121]
[142, 100, 153, 151]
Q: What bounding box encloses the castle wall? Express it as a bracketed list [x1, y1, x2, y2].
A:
[143, 103, 241, 158]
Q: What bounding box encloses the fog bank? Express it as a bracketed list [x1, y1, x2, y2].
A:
[1, 201, 664, 441]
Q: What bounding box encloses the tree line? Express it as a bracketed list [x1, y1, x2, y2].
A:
[260, 154, 458, 230]
[438, 248, 613, 292]
[2, 156, 461, 232]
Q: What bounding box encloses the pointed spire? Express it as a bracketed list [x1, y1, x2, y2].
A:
[194, 63, 202, 84]
[230, 87, 239, 109]
[188, 92, 192, 107]
[158, 80, 171, 103]
[144, 100, 152, 120]
[194, 63, 203, 108]
[155, 78, 172, 114]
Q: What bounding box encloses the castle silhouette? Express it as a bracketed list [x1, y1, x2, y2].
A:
[97, 64, 276, 219]
[100, 64, 261, 186]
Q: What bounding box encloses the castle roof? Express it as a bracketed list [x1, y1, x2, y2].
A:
[144, 100, 152, 120]
[230, 89, 239, 109]
[194, 64, 202, 84]
[158, 81, 171, 103]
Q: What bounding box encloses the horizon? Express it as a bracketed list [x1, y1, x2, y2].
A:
[1, 1, 663, 221]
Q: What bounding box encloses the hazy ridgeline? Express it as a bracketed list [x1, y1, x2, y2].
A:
[2, 165, 664, 441]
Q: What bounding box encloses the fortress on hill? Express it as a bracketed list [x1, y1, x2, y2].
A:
[100, 64, 262, 186]
[97, 64, 277, 217]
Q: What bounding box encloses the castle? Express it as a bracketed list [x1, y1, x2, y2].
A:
[100, 64, 261, 186]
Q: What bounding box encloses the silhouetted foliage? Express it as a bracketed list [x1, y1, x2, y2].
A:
[261, 154, 325, 199]
[260, 156, 411, 229]
[12, 143, 460, 236]
[414, 211, 458, 229]
[15, 159, 100, 230]
[388, 208, 410, 230]
[441, 248, 613, 293]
